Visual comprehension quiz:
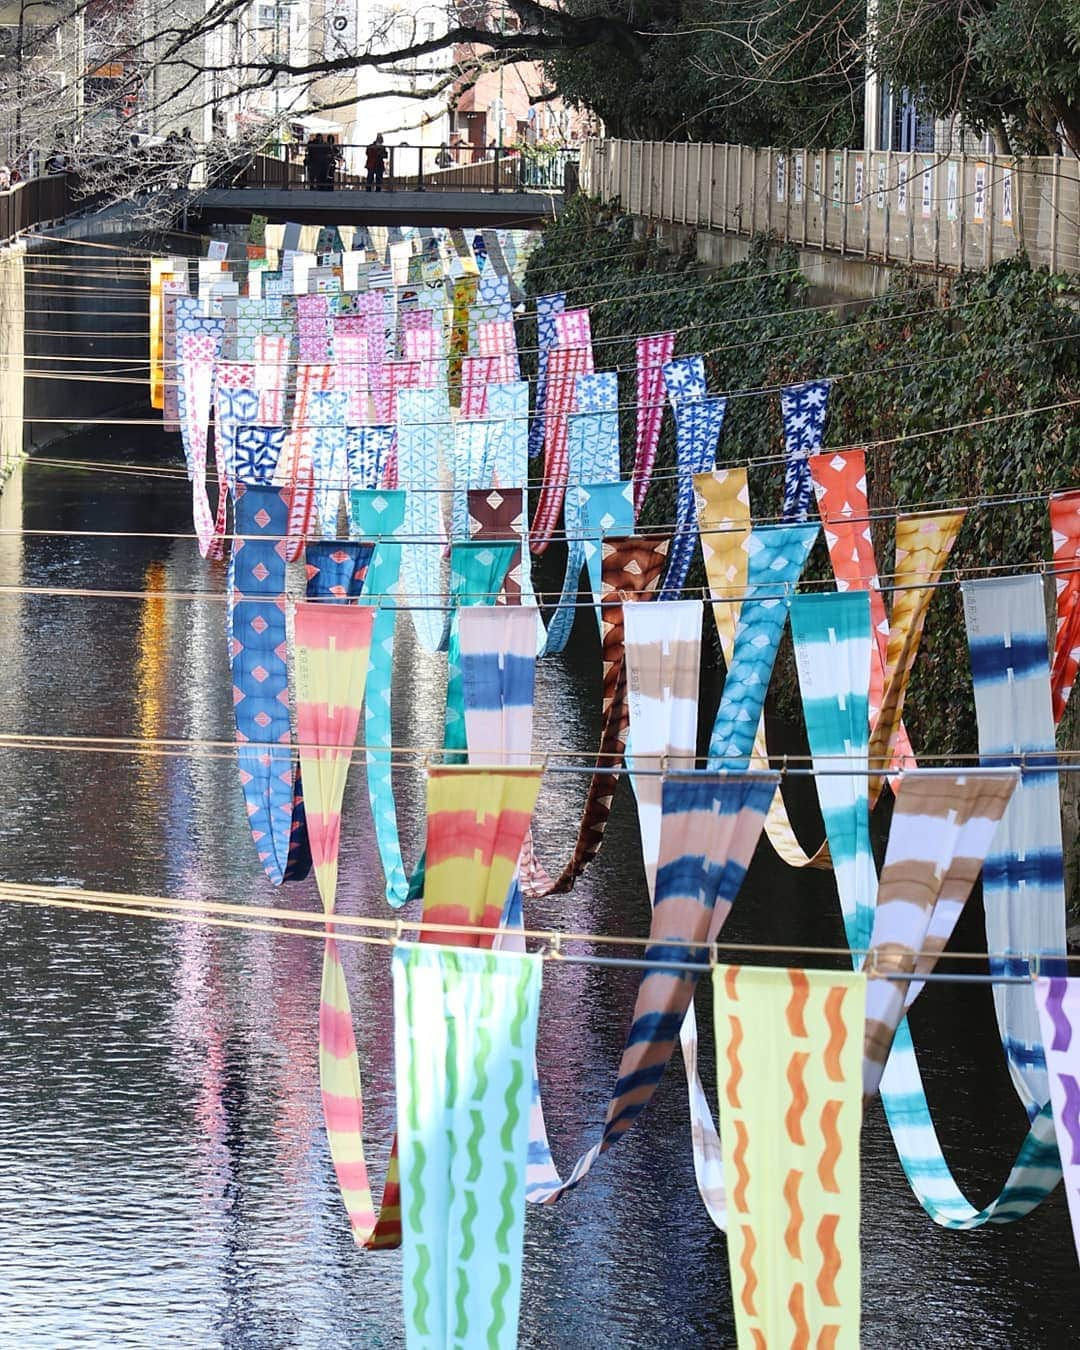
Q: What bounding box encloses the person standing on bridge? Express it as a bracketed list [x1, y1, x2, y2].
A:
[365, 134, 387, 192]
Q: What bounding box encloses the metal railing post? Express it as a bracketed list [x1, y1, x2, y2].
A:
[417, 144, 425, 192]
[492, 147, 500, 194]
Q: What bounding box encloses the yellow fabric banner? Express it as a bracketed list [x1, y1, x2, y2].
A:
[714, 965, 865, 1350]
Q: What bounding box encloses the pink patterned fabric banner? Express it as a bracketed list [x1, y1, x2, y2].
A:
[633, 332, 675, 517]
[253, 334, 288, 425]
[297, 293, 332, 363]
[335, 332, 371, 425]
[530, 343, 592, 553]
[1050, 491, 1080, 725]
[403, 325, 442, 389]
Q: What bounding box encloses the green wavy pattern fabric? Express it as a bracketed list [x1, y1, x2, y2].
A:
[393, 943, 541, 1350]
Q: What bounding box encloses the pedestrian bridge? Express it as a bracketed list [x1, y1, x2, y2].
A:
[189, 149, 569, 229]
[190, 185, 563, 230]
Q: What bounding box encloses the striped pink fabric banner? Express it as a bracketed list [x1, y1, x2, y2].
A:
[633, 332, 675, 517]
[529, 343, 592, 552]
[253, 334, 288, 425]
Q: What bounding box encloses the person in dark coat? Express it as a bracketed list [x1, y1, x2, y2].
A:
[365, 134, 387, 192]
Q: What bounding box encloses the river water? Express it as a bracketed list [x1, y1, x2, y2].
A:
[0, 428, 1076, 1348]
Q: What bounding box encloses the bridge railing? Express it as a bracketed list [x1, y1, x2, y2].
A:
[234, 143, 579, 195]
[580, 138, 1080, 275]
[0, 171, 104, 249]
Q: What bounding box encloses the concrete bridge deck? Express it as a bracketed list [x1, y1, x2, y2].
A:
[190, 187, 563, 230]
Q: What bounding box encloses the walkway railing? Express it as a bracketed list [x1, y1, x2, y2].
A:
[0, 172, 101, 249]
[235, 144, 579, 195]
[580, 139, 1080, 275]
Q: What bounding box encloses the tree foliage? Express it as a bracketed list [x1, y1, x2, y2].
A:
[871, 0, 1080, 153]
[543, 0, 866, 144]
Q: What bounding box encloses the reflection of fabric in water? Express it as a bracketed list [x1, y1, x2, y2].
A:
[294, 602, 376, 1244]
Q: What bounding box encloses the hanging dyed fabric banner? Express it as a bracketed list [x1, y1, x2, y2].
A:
[708, 524, 820, 768]
[178, 331, 221, 557]
[309, 389, 350, 537]
[540, 380, 622, 655]
[530, 343, 593, 553]
[867, 510, 965, 802]
[404, 542, 520, 904]
[963, 574, 1066, 1117]
[694, 466, 751, 662]
[398, 386, 452, 653]
[580, 482, 636, 624]
[450, 419, 502, 543]
[792, 602, 1064, 1230]
[790, 591, 876, 950]
[459, 606, 537, 765]
[253, 332, 290, 426]
[525, 771, 777, 1204]
[352, 488, 409, 905]
[658, 395, 727, 601]
[780, 380, 829, 521]
[808, 450, 901, 749]
[442, 541, 520, 761]
[519, 535, 670, 898]
[336, 331, 371, 424]
[527, 292, 566, 459]
[862, 770, 1018, 1100]
[662, 354, 707, 406]
[1050, 491, 1080, 723]
[468, 488, 525, 603]
[715, 965, 864, 1350]
[393, 944, 541, 1350]
[305, 540, 372, 601]
[633, 332, 676, 518]
[1035, 978, 1080, 1266]
[230, 483, 312, 885]
[275, 361, 330, 561]
[347, 424, 393, 495]
[294, 603, 376, 1243]
[624, 599, 732, 1226]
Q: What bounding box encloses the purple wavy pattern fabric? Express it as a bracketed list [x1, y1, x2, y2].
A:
[1036, 978, 1080, 1264]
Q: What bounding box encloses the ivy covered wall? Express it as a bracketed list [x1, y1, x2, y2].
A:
[523, 196, 1080, 904]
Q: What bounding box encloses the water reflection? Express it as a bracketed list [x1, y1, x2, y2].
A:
[0, 430, 1077, 1348]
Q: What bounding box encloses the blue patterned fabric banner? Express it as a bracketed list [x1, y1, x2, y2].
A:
[393, 944, 541, 1350]
[215, 380, 260, 482]
[398, 387, 452, 653]
[661, 354, 707, 407]
[963, 574, 1067, 1115]
[234, 425, 287, 485]
[351, 488, 410, 905]
[540, 381, 621, 656]
[527, 292, 566, 459]
[707, 523, 819, 768]
[451, 419, 502, 542]
[230, 483, 312, 885]
[780, 380, 829, 521]
[346, 424, 393, 495]
[305, 540, 372, 600]
[793, 585, 1063, 1230]
[309, 389, 350, 536]
[658, 395, 727, 601]
[523, 771, 777, 1205]
[581, 481, 635, 626]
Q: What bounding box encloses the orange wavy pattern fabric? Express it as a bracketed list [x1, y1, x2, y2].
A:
[1050, 491, 1080, 725]
[714, 965, 865, 1350]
